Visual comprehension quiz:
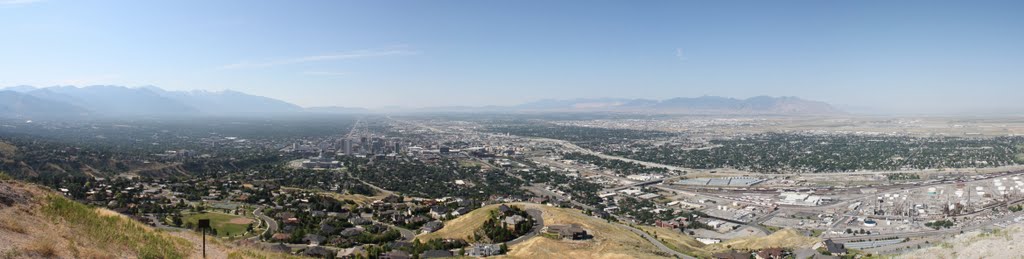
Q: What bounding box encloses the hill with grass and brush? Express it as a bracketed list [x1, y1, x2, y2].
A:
[0, 173, 302, 258]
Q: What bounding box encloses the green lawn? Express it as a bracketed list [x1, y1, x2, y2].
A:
[183, 212, 253, 237]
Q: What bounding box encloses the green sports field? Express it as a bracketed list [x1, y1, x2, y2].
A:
[183, 212, 254, 237]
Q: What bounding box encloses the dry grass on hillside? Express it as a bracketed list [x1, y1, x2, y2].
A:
[636, 224, 819, 257]
[416, 203, 669, 258]
[638, 225, 710, 257]
[0, 178, 308, 259]
[0, 180, 191, 258]
[501, 203, 667, 259]
[705, 228, 819, 253]
[900, 224, 1024, 259]
[0, 141, 16, 157]
[418, 204, 501, 241]
[282, 186, 384, 206]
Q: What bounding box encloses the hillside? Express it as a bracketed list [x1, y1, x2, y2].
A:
[419, 203, 669, 258]
[0, 175, 301, 258]
[417, 204, 503, 241]
[502, 203, 668, 259]
[900, 224, 1024, 259]
[0, 177, 190, 257]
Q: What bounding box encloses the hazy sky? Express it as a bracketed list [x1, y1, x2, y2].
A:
[1, 0, 1023, 113]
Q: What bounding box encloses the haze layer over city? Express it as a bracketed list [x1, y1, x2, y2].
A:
[1, 1, 1023, 259]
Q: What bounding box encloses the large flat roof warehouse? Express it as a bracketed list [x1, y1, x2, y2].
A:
[676, 177, 766, 187]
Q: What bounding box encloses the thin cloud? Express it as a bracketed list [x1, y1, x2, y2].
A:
[302, 71, 349, 76]
[220, 47, 416, 70]
[0, 0, 42, 5]
[58, 74, 122, 86]
[675, 48, 686, 61]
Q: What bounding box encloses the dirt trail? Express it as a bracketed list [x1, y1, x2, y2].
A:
[167, 231, 232, 259]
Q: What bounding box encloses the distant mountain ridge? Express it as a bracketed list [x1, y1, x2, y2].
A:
[511, 96, 844, 114]
[0, 85, 844, 117]
[0, 85, 305, 118]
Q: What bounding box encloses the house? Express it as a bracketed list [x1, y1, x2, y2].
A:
[467, 243, 502, 257]
[407, 215, 429, 225]
[302, 246, 333, 257]
[713, 251, 750, 259]
[271, 233, 291, 242]
[822, 239, 847, 255]
[421, 221, 444, 233]
[756, 248, 785, 259]
[265, 243, 291, 254]
[452, 207, 471, 216]
[529, 197, 549, 204]
[320, 224, 338, 235]
[337, 246, 367, 259]
[303, 234, 326, 246]
[340, 227, 364, 237]
[390, 241, 413, 250]
[276, 211, 295, 220]
[349, 216, 371, 225]
[497, 204, 512, 215]
[429, 206, 449, 219]
[546, 224, 587, 240]
[383, 195, 403, 203]
[421, 250, 453, 258]
[503, 214, 526, 226]
[655, 219, 679, 229]
[380, 250, 411, 259]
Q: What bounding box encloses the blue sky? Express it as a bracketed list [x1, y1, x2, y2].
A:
[1, 0, 1023, 113]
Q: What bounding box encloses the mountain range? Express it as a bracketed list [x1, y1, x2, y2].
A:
[0, 85, 843, 118]
[509, 96, 843, 114]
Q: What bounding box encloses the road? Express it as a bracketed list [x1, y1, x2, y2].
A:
[829, 211, 1024, 243]
[523, 184, 596, 211]
[252, 206, 277, 239]
[618, 223, 697, 259]
[519, 136, 691, 172]
[368, 217, 417, 241]
[506, 209, 544, 246]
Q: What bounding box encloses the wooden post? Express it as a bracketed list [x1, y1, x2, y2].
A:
[198, 219, 211, 258]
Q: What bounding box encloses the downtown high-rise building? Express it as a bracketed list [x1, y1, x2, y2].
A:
[343, 139, 353, 155]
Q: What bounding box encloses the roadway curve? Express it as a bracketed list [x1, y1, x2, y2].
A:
[618, 223, 697, 259]
[505, 209, 545, 246]
[252, 206, 278, 239]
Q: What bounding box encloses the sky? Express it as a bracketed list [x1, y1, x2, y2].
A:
[1, 0, 1023, 113]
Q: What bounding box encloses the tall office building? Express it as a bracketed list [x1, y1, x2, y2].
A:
[343, 139, 353, 155]
[360, 137, 369, 154]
